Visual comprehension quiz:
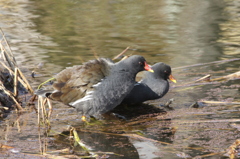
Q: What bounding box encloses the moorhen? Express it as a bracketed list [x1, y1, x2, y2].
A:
[36, 55, 153, 119]
[121, 62, 176, 105]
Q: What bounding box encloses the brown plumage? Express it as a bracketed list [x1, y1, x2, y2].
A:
[50, 58, 110, 104]
[36, 55, 153, 119]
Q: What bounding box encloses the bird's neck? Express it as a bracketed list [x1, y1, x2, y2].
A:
[141, 75, 169, 97]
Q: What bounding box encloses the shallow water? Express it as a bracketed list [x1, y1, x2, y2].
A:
[0, 0, 240, 158]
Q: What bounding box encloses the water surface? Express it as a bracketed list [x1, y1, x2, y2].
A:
[0, 0, 240, 158]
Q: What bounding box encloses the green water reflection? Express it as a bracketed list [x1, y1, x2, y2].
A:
[28, 0, 239, 68]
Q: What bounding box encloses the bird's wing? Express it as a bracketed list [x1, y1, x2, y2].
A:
[50, 58, 112, 104]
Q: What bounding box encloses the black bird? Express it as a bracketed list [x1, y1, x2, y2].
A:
[36, 55, 153, 119]
[122, 62, 176, 105]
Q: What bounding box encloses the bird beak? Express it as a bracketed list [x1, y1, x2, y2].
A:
[144, 62, 154, 73]
[169, 74, 177, 83]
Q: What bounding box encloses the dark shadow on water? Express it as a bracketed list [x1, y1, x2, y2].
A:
[111, 103, 167, 120]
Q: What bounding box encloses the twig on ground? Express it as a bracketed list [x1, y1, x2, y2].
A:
[211, 71, 240, 82]
[200, 101, 240, 105]
[195, 74, 211, 82]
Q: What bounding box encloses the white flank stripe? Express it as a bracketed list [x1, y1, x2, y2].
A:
[86, 91, 94, 95]
[92, 82, 102, 88]
[70, 94, 93, 105]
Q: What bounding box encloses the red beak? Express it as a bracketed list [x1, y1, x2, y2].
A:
[144, 62, 154, 73]
[169, 74, 177, 83]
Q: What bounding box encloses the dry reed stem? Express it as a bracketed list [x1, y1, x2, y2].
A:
[37, 96, 41, 125]
[47, 98, 53, 119]
[176, 70, 240, 91]
[0, 61, 28, 88]
[0, 29, 34, 113]
[195, 74, 211, 82]
[0, 43, 16, 70]
[38, 126, 43, 154]
[0, 29, 15, 61]
[36, 95, 53, 155]
[0, 29, 17, 70]
[210, 71, 240, 82]
[0, 80, 23, 110]
[14, 68, 18, 97]
[201, 100, 240, 105]
[112, 46, 130, 60]
[37, 96, 49, 154]
[41, 98, 47, 123]
[0, 61, 34, 94]
[37, 96, 52, 125]
[16, 68, 34, 94]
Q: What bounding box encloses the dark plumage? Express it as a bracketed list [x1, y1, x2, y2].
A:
[122, 62, 176, 105]
[36, 55, 153, 119]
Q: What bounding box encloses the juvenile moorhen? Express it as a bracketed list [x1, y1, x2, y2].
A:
[121, 62, 176, 105]
[36, 55, 153, 119]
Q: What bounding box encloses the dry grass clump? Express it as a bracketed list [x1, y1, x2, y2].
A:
[0, 29, 33, 114]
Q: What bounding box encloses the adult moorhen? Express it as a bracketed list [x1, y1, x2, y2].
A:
[36, 55, 153, 119]
[121, 62, 176, 105]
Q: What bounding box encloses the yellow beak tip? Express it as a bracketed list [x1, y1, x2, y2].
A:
[149, 69, 154, 73]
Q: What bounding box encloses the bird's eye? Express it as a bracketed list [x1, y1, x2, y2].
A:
[164, 70, 171, 75]
[139, 62, 143, 65]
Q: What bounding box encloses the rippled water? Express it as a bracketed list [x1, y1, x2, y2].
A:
[0, 0, 240, 158]
[2, 0, 240, 68]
